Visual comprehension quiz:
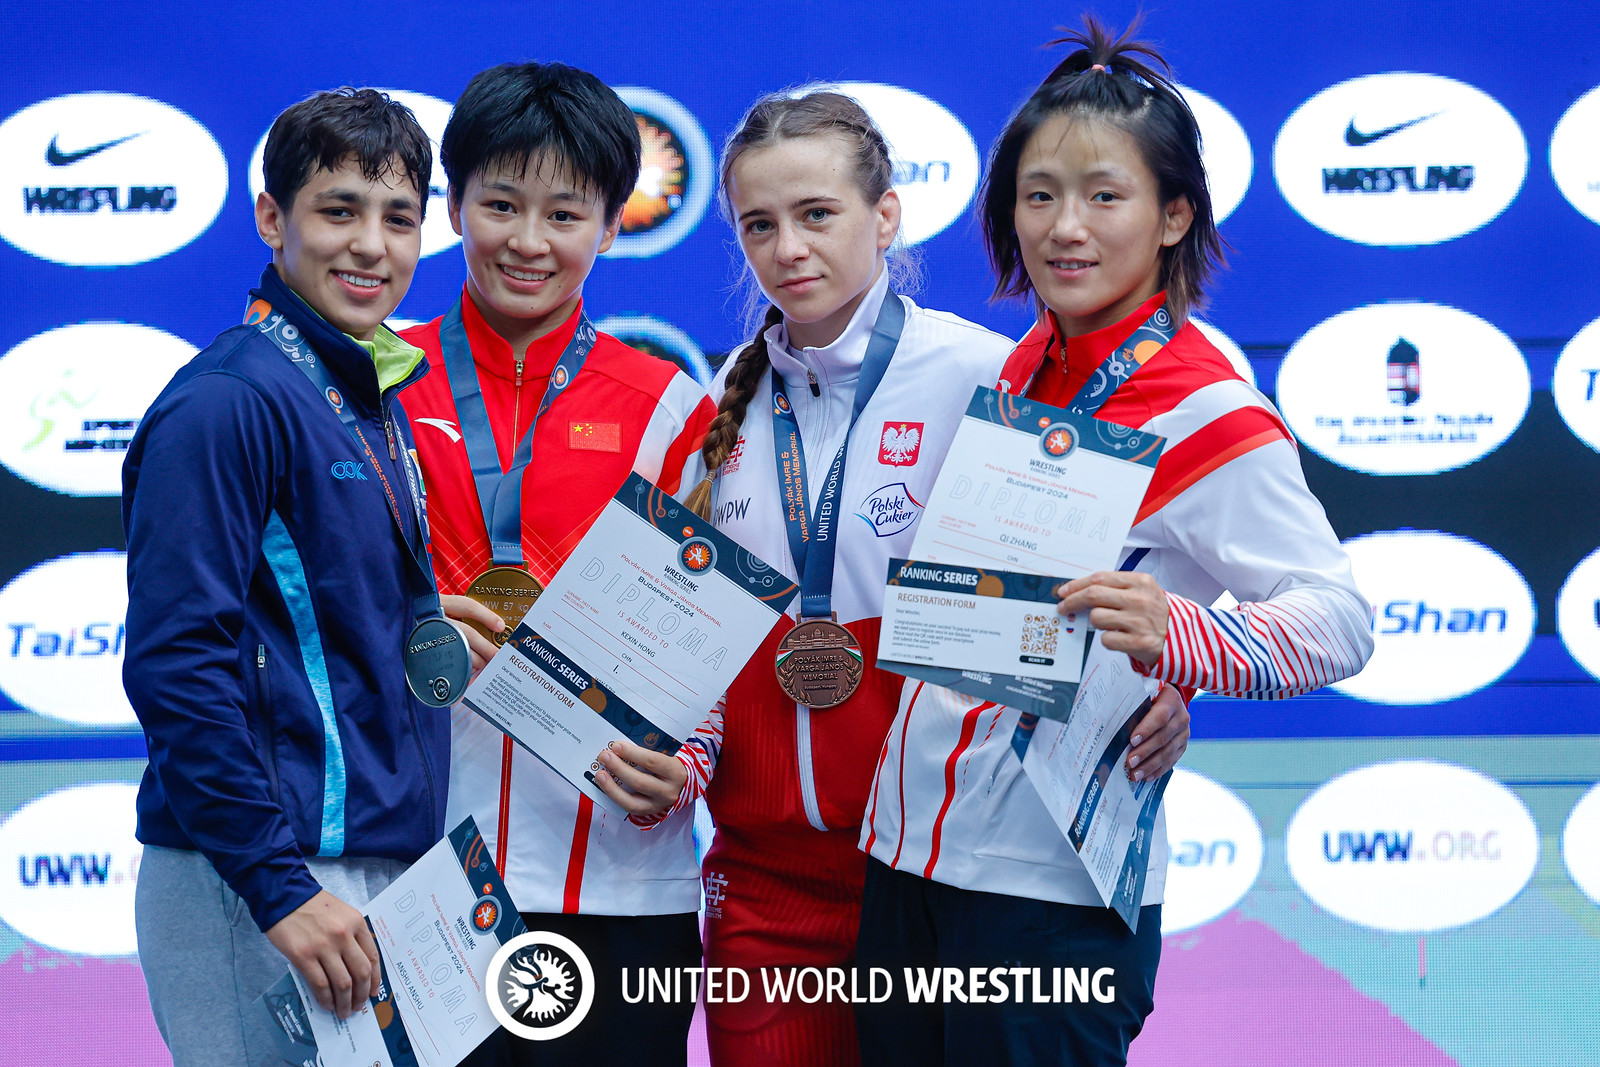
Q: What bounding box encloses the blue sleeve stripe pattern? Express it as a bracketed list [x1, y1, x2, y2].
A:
[261, 511, 347, 856]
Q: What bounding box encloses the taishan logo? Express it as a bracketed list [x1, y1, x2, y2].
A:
[607, 88, 713, 259]
[1273, 72, 1526, 246]
[1552, 313, 1600, 455]
[1333, 530, 1533, 705]
[0, 92, 228, 265]
[1160, 769, 1263, 934]
[0, 551, 135, 727]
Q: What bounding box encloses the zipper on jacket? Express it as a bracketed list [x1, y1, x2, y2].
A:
[385, 419, 397, 460]
[807, 369, 820, 397]
[255, 644, 278, 794]
[510, 356, 525, 450]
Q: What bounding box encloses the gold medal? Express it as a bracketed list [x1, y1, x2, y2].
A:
[465, 565, 543, 646]
[774, 619, 864, 709]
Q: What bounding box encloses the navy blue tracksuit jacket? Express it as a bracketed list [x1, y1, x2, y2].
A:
[122, 267, 449, 931]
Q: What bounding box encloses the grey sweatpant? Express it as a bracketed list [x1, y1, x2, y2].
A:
[135, 844, 407, 1067]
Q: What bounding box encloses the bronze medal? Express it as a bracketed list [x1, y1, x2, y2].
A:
[774, 619, 864, 709]
[465, 565, 543, 646]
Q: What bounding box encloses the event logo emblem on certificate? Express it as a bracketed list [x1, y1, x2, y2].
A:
[460, 474, 797, 814]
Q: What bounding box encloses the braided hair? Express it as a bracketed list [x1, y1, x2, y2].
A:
[685, 90, 897, 520]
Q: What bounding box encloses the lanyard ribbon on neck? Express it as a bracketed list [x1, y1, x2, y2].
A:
[439, 298, 597, 566]
[248, 304, 441, 623]
[771, 291, 905, 620]
[1015, 302, 1177, 417]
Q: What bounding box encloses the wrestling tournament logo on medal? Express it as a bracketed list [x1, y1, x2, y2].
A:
[1038, 421, 1077, 460]
[679, 534, 716, 573]
[608, 87, 714, 258]
[487, 932, 596, 1041]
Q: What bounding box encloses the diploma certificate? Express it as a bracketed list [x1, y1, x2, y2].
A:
[887, 387, 1165, 716]
[259, 817, 525, 1067]
[460, 474, 797, 814]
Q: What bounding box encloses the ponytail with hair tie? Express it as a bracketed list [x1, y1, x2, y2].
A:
[685, 305, 785, 520]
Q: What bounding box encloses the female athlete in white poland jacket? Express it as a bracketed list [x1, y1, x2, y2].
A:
[648, 90, 1193, 1067]
[853, 20, 1376, 1067]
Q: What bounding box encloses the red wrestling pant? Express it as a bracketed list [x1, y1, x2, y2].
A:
[700, 824, 868, 1067]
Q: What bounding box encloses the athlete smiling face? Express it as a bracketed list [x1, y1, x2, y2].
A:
[1013, 115, 1192, 339]
[255, 154, 423, 341]
[448, 153, 620, 355]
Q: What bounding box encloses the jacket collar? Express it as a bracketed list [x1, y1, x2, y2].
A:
[996, 291, 1169, 395]
[250, 266, 423, 410]
[764, 268, 891, 392]
[458, 285, 585, 384]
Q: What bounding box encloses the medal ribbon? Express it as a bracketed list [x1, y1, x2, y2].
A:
[770, 290, 906, 620]
[1012, 301, 1177, 417]
[439, 298, 598, 566]
[248, 305, 442, 624]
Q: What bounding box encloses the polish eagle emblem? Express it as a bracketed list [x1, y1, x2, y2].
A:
[879, 421, 923, 467]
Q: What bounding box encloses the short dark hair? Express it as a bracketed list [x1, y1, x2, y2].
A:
[441, 62, 641, 222]
[263, 88, 432, 216]
[980, 15, 1224, 321]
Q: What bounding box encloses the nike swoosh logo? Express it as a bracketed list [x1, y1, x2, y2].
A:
[415, 418, 462, 443]
[1344, 112, 1442, 147]
[45, 131, 143, 166]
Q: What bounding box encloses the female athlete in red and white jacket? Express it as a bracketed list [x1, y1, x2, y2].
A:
[643, 90, 1192, 1067]
[853, 21, 1374, 1067]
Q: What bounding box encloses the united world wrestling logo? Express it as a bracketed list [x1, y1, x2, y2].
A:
[487, 932, 595, 1041]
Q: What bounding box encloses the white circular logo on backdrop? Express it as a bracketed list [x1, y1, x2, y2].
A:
[1286, 760, 1538, 933]
[1273, 72, 1527, 246]
[829, 82, 980, 246]
[1276, 303, 1529, 476]
[1190, 318, 1257, 389]
[1335, 530, 1534, 705]
[1178, 86, 1253, 224]
[1563, 781, 1600, 907]
[0, 92, 229, 266]
[1557, 547, 1600, 681]
[1160, 769, 1264, 934]
[249, 89, 457, 259]
[1552, 314, 1600, 454]
[0, 551, 133, 727]
[596, 314, 712, 386]
[607, 87, 715, 259]
[1551, 83, 1600, 227]
[0, 323, 194, 497]
[0, 782, 141, 955]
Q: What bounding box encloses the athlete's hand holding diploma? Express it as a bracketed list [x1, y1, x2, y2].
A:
[264, 890, 381, 1019]
[1056, 572, 1187, 781]
[594, 740, 689, 815]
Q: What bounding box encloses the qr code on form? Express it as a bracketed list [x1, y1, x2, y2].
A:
[1021, 613, 1059, 657]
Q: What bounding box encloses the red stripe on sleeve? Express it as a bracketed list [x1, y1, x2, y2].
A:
[923, 702, 995, 880]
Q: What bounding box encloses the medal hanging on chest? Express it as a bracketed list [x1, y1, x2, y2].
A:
[768, 289, 904, 709]
[249, 298, 469, 709]
[440, 299, 597, 642]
